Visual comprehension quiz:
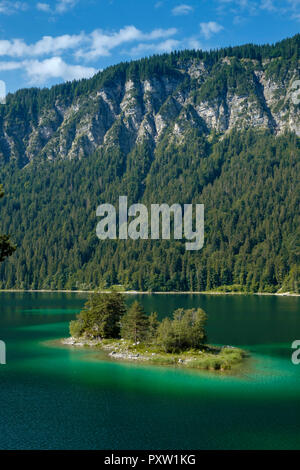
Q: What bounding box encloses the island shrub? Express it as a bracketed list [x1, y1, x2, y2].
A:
[156, 308, 207, 353]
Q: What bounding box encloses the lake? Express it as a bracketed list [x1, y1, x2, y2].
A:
[0, 292, 299, 450]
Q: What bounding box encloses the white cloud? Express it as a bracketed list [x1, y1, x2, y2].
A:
[146, 28, 178, 40]
[76, 26, 178, 61]
[172, 4, 193, 16]
[55, 0, 77, 13]
[259, 0, 300, 19]
[284, 0, 300, 16]
[0, 1, 27, 14]
[129, 36, 203, 56]
[0, 26, 177, 63]
[260, 0, 276, 11]
[217, 0, 300, 19]
[233, 15, 246, 24]
[0, 56, 96, 84]
[200, 22, 223, 39]
[25, 57, 96, 84]
[36, 0, 78, 14]
[187, 38, 202, 49]
[0, 60, 23, 70]
[129, 39, 181, 56]
[0, 26, 178, 62]
[0, 25, 181, 86]
[0, 39, 27, 57]
[0, 33, 87, 57]
[32, 33, 87, 55]
[36, 2, 51, 12]
[217, 0, 253, 8]
[216, 0, 258, 16]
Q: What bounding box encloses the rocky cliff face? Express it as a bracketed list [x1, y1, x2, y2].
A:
[0, 40, 299, 166]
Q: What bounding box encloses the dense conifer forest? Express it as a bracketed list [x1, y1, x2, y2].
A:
[0, 35, 299, 292]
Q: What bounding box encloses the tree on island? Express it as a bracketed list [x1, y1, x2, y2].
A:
[70, 289, 126, 339]
[67, 300, 244, 370]
[69, 293, 209, 357]
[157, 308, 207, 353]
[0, 185, 16, 263]
[147, 312, 160, 343]
[121, 301, 149, 343]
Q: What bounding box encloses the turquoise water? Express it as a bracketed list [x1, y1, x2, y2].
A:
[0, 292, 299, 450]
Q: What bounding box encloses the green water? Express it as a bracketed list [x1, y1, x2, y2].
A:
[0, 292, 299, 450]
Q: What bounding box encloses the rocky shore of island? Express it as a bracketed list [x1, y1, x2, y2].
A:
[61, 336, 247, 371]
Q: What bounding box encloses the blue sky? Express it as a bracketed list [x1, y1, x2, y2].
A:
[0, 0, 299, 93]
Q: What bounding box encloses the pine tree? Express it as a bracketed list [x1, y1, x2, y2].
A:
[147, 312, 160, 342]
[70, 289, 126, 339]
[121, 301, 149, 343]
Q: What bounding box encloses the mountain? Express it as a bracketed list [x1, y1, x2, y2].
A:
[0, 35, 299, 292]
[1, 36, 299, 165]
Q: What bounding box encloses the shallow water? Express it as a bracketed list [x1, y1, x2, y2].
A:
[0, 292, 299, 449]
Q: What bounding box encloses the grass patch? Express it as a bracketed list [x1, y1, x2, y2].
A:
[86, 338, 247, 371]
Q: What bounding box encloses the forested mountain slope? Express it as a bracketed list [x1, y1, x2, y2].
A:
[0, 35, 299, 292]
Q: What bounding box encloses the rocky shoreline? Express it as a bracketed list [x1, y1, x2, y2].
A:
[62, 337, 166, 363]
[61, 337, 247, 371]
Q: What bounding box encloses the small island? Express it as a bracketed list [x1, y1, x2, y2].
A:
[63, 290, 247, 372]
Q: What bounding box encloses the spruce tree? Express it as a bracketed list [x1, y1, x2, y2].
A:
[121, 301, 149, 343]
[70, 289, 126, 339]
[147, 312, 160, 342]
